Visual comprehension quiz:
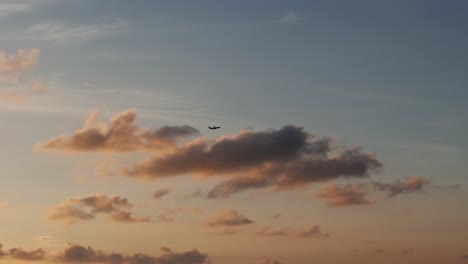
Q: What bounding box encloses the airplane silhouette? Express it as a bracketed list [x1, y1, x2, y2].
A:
[208, 126, 220, 130]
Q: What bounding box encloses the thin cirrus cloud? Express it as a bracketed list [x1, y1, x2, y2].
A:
[46, 193, 150, 225]
[314, 183, 373, 207]
[35, 109, 199, 153]
[372, 177, 430, 197]
[23, 17, 128, 45]
[255, 224, 330, 239]
[155, 206, 204, 223]
[203, 209, 254, 227]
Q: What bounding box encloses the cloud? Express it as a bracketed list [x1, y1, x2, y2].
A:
[0, 3, 31, 16]
[25, 18, 127, 45]
[124, 125, 381, 198]
[279, 11, 303, 24]
[35, 109, 199, 153]
[156, 207, 204, 223]
[184, 190, 204, 199]
[432, 184, 462, 190]
[54, 244, 124, 264]
[203, 209, 254, 227]
[460, 255, 468, 261]
[295, 224, 331, 238]
[0, 48, 47, 99]
[314, 183, 373, 207]
[255, 258, 282, 264]
[372, 177, 429, 197]
[0, 48, 39, 73]
[255, 224, 329, 239]
[1, 243, 210, 264]
[153, 189, 171, 200]
[0, 244, 45, 261]
[400, 248, 414, 255]
[46, 193, 150, 225]
[8, 248, 46, 261]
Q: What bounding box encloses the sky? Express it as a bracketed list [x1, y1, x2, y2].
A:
[0, 0, 467, 264]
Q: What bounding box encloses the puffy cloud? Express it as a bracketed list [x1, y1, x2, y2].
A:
[35, 109, 199, 153]
[204, 209, 254, 227]
[54, 244, 124, 264]
[372, 177, 429, 197]
[255, 224, 329, 238]
[314, 183, 372, 207]
[124, 126, 382, 198]
[153, 189, 171, 199]
[47, 193, 150, 225]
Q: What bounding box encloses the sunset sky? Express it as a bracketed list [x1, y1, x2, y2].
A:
[0, 1, 467, 264]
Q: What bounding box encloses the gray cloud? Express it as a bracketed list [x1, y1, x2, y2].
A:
[372, 177, 429, 197]
[314, 183, 372, 207]
[0, 244, 45, 261]
[255, 224, 329, 239]
[124, 126, 381, 198]
[153, 189, 171, 200]
[53, 244, 209, 264]
[47, 193, 150, 225]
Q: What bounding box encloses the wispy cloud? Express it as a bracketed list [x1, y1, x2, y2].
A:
[23, 18, 127, 45]
[319, 87, 431, 105]
[278, 11, 303, 24]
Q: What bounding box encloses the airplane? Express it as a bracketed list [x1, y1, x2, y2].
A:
[208, 126, 220, 130]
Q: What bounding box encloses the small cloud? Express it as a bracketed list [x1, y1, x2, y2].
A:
[268, 213, 281, 219]
[373, 177, 429, 197]
[314, 183, 373, 207]
[279, 11, 303, 24]
[46, 193, 151, 225]
[153, 188, 171, 200]
[255, 258, 282, 264]
[400, 248, 414, 255]
[204, 209, 254, 227]
[255, 224, 329, 239]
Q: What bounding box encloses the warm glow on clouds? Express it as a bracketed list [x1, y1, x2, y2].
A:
[314, 183, 373, 207]
[46, 193, 151, 225]
[35, 109, 199, 153]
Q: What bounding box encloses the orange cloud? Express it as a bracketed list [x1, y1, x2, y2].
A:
[0, 48, 47, 99]
[35, 109, 199, 153]
[314, 183, 372, 207]
[0, 49, 39, 73]
[46, 193, 150, 225]
[203, 209, 254, 227]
